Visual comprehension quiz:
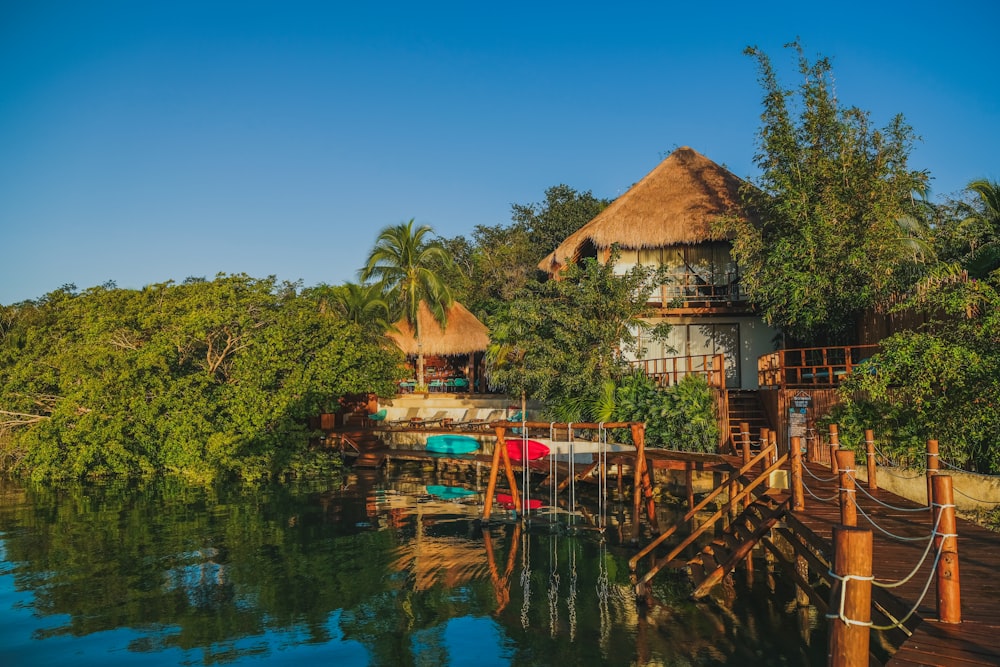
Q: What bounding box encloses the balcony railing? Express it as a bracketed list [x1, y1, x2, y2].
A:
[645, 272, 747, 307]
[757, 345, 880, 389]
[630, 353, 726, 389]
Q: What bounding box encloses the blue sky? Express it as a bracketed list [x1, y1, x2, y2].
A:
[1, 1, 997, 305]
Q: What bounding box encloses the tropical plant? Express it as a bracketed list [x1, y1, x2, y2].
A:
[728, 41, 931, 344]
[328, 282, 393, 335]
[360, 219, 455, 386]
[485, 249, 670, 412]
[0, 275, 403, 480]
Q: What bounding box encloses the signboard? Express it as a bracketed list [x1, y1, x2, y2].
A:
[788, 392, 810, 445]
[788, 407, 807, 440]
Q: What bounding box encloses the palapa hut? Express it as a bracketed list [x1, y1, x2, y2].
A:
[387, 300, 491, 392]
[539, 146, 779, 390]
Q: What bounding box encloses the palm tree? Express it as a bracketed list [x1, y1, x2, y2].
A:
[361, 219, 454, 387]
[961, 179, 1000, 278]
[331, 282, 393, 335]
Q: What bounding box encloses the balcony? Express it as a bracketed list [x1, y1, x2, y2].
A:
[645, 272, 747, 310]
[630, 353, 726, 389]
[757, 345, 880, 389]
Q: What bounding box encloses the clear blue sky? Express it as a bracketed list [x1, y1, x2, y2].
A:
[1, 1, 997, 305]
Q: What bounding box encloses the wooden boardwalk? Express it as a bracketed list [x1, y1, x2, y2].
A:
[794, 460, 1000, 666]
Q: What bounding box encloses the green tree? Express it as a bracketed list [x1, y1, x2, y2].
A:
[513, 184, 610, 261]
[326, 282, 393, 336]
[941, 179, 1000, 278]
[729, 42, 930, 344]
[0, 275, 402, 480]
[360, 219, 455, 387]
[485, 250, 668, 413]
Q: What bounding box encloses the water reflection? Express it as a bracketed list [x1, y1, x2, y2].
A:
[0, 468, 826, 665]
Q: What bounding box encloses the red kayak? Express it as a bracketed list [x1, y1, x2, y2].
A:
[505, 438, 550, 462]
[496, 493, 544, 510]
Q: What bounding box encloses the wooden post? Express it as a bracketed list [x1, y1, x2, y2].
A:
[926, 439, 939, 508]
[829, 424, 840, 475]
[932, 475, 961, 623]
[806, 424, 816, 463]
[482, 427, 506, 521]
[865, 429, 877, 491]
[790, 436, 805, 511]
[760, 427, 770, 456]
[836, 450, 857, 527]
[768, 430, 778, 466]
[741, 424, 751, 465]
[685, 462, 695, 512]
[828, 526, 873, 667]
[631, 423, 656, 541]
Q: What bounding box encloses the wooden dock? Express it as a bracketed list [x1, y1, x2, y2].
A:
[788, 460, 1000, 666]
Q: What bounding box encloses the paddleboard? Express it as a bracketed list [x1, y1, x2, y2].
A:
[505, 438, 550, 462]
[425, 434, 480, 455]
[426, 485, 477, 500]
[496, 493, 544, 510]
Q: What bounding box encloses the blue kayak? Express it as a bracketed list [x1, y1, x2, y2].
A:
[426, 485, 477, 500]
[425, 434, 480, 455]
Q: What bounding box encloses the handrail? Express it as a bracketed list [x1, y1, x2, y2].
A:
[629, 443, 776, 570]
[634, 450, 789, 589]
[629, 353, 725, 389]
[758, 344, 879, 389]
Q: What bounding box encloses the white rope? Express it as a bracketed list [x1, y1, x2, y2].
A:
[520, 528, 531, 629]
[567, 539, 577, 641]
[854, 478, 934, 512]
[597, 423, 607, 531]
[548, 534, 560, 637]
[800, 474, 839, 503]
[940, 456, 1000, 479]
[566, 422, 576, 525]
[825, 571, 875, 627]
[870, 508, 947, 588]
[522, 421, 531, 519]
[870, 534, 950, 631]
[803, 463, 839, 483]
[850, 494, 936, 542]
[951, 484, 1000, 506]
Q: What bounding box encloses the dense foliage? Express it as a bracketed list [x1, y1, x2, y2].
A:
[557, 373, 719, 453]
[729, 42, 930, 344]
[0, 275, 404, 481]
[441, 185, 609, 318]
[829, 240, 1000, 473]
[484, 252, 669, 411]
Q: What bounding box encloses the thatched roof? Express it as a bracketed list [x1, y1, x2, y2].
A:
[388, 301, 490, 356]
[539, 147, 754, 274]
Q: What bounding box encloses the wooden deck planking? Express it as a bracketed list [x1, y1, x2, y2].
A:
[795, 461, 1000, 666]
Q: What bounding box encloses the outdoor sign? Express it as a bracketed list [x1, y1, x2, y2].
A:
[788, 391, 811, 445]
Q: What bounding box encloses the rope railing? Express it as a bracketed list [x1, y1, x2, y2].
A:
[849, 490, 936, 542]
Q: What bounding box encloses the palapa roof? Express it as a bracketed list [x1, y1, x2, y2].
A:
[539, 146, 754, 275]
[388, 300, 490, 356]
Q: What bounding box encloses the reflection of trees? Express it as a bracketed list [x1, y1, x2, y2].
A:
[0, 475, 826, 665]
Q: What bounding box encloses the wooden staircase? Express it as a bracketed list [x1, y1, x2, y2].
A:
[630, 442, 789, 596]
[687, 494, 789, 599]
[727, 390, 770, 444]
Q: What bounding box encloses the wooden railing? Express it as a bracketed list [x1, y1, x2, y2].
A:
[630, 353, 725, 388]
[629, 441, 787, 589]
[646, 272, 747, 307]
[757, 344, 879, 389]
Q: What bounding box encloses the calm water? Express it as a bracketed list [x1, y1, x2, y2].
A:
[0, 464, 827, 666]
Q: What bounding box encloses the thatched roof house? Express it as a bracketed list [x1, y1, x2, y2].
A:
[388, 301, 490, 356]
[538, 146, 754, 275]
